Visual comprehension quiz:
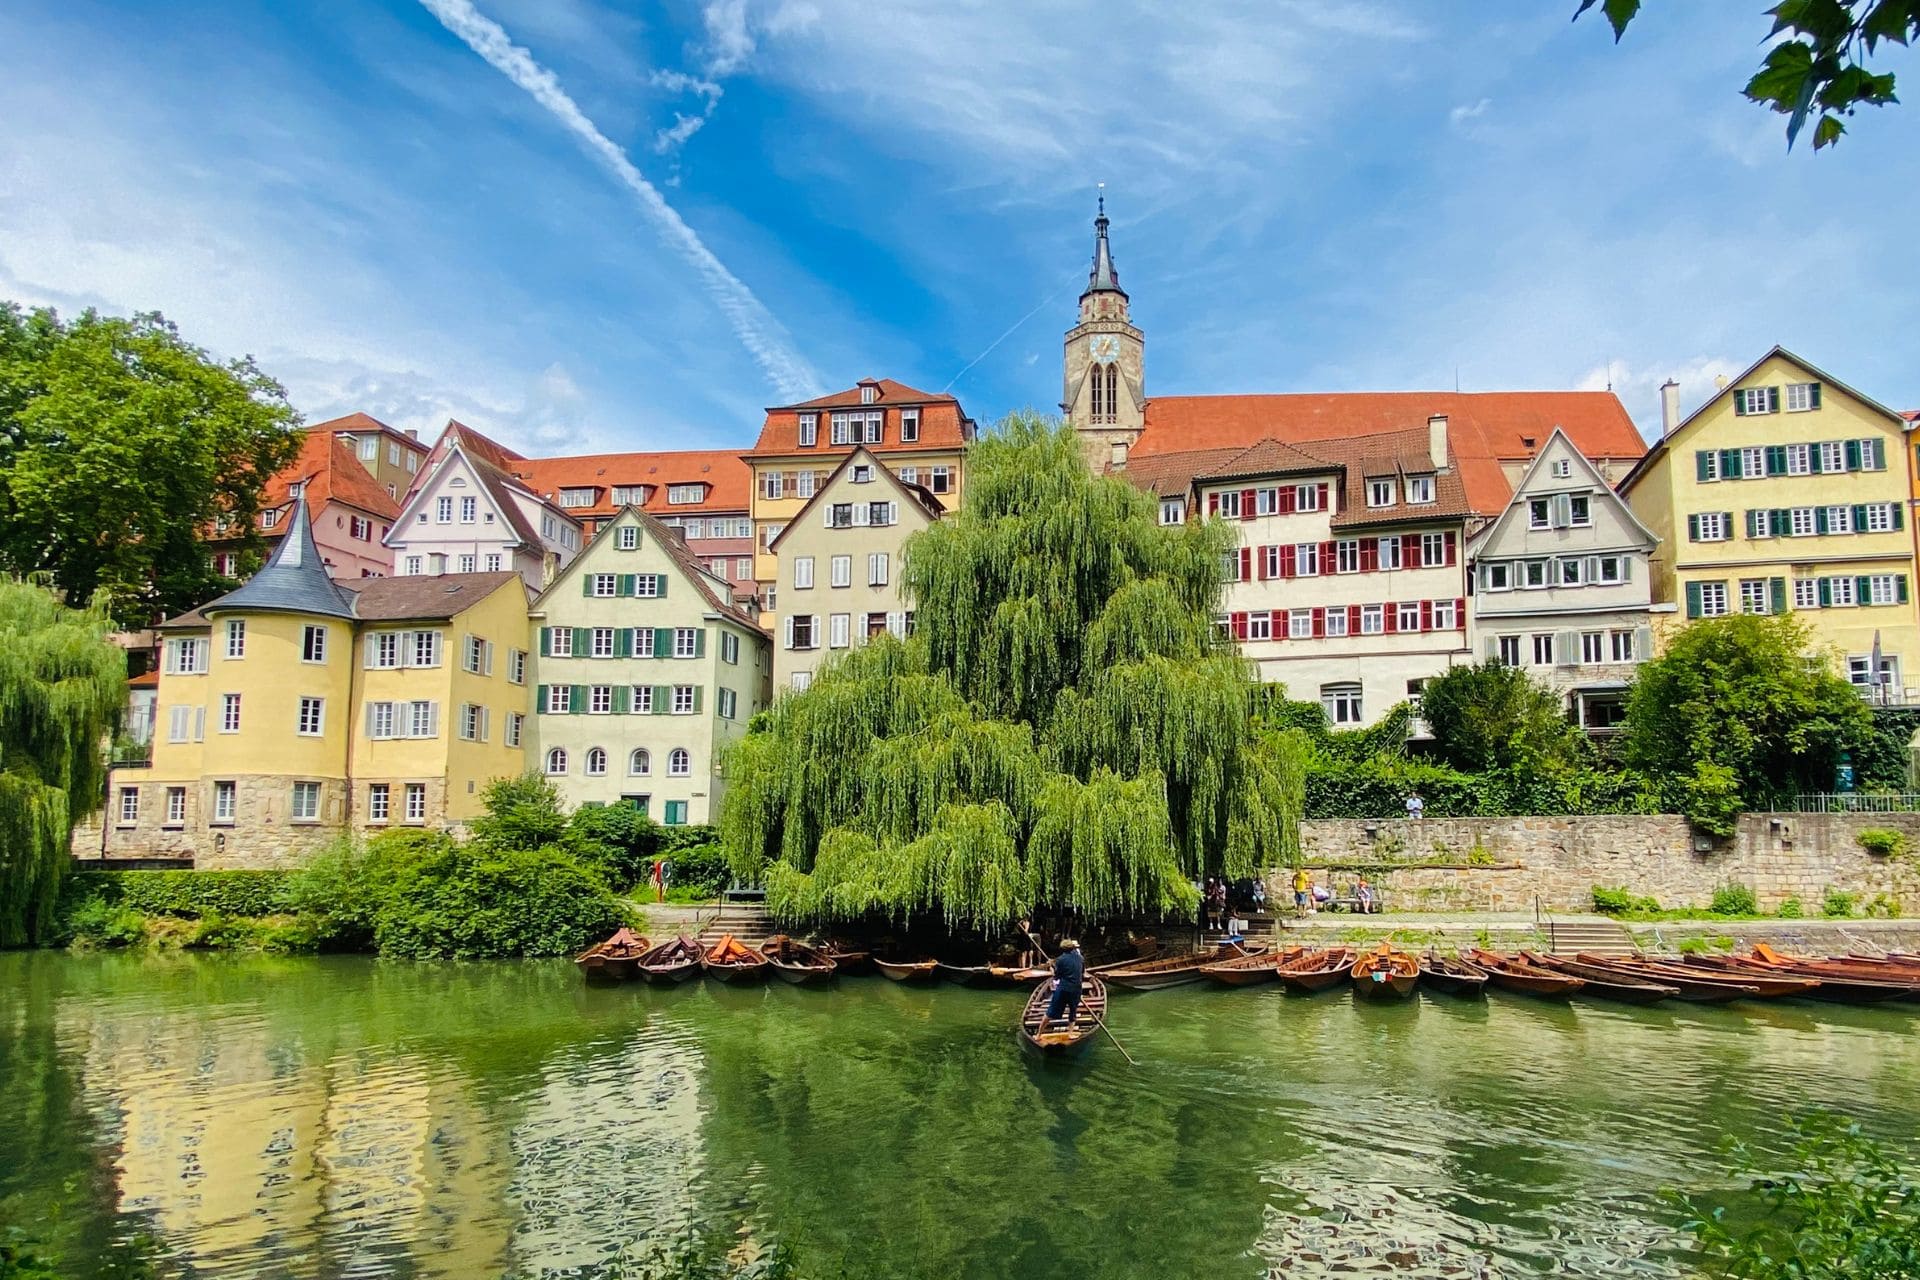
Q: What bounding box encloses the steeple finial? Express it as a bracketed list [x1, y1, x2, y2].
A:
[1086, 186, 1124, 297]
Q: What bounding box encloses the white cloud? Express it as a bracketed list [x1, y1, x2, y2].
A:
[1449, 97, 1491, 128]
[417, 0, 824, 402]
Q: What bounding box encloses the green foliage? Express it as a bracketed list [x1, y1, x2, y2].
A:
[666, 840, 731, 897]
[1823, 888, 1859, 918]
[1777, 896, 1806, 919]
[1710, 883, 1760, 917]
[1671, 1112, 1920, 1278]
[724, 416, 1300, 931]
[61, 896, 147, 948]
[1857, 828, 1909, 858]
[1623, 616, 1870, 828]
[1417, 661, 1590, 774]
[564, 802, 664, 891]
[60, 869, 294, 919]
[1850, 708, 1920, 791]
[1867, 893, 1903, 920]
[470, 773, 569, 853]
[1677, 936, 1712, 955]
[1302, 752, 1651, 819]
[0, 303, 302, 627]
[0, 581, 127, 946]
[1593, 885, 1661, 916]
[0, 1227, 60, 1280]
[1576, 1, 1916, 149]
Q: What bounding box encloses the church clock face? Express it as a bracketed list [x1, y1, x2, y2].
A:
[1088, 334, 1121, 365]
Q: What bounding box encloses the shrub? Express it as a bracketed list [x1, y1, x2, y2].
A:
[1710, 883, 1759, 917]
[1867, 893, 1903, 920]
[469, 773, 568, 853]
[1593, 885, 1660, 916]
[369, 842, 635, 960]
[1856, 828, 1909, 858]
[62, 897, 147, 948]
[1777, 896, 1805, 919]
[667, 841, 732, 897]
[59, 869, 294, 920]
[1416, 661, 1591, 774]
[1823, 888, 1858, 918]
[564, 803, 663, 892]
[1677, 937, 1711, 955]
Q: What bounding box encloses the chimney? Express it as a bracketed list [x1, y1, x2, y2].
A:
[405, 429, 419, 440]
[1427, 415, 1449, 471]
[1660, 379, 1681, 436]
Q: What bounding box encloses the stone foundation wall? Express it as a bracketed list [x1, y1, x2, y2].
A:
[102, 775, 351, 870]
[1286, 812, 1920, 913]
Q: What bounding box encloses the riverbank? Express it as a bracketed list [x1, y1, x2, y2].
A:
[1269, 910, 1920, 955]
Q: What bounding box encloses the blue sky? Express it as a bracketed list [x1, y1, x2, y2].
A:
[2, 2, 1915, 456]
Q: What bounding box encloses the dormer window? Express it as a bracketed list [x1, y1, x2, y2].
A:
[799, 413, 818, 446]
[1367, 479, 1395, 508]
[852, 464, 873, 484]
[262, 508, 281, 530]
[287, 481, 305, 499]
[1405, 475, 1435, 505]
[559, 487, 598, 509]
[860, 383, 879, 405]
[667, 484, 703, 504]
[901, 409, 920, 442]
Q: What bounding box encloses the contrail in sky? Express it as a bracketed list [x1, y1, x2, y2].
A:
[419, 0, 824, 402]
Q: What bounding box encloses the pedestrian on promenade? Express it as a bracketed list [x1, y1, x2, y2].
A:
[1405, 792, 1424, 820]
[1292, 866, 1310, 916]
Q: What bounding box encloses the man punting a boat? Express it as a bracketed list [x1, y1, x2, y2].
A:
[1039, 939, 1085, 1032]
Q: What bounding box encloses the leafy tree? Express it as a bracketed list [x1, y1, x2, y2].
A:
[1621, 615, 1869, 830]
[720, 415, 1303, 931]
[0, 580, 126, 946]
[1417, 661, 1589, 775]
[563, 801, 664, 891]
[1577, 0, 1917, 149]
[469, 772, 569, 853]
[0, 304, 301, 627]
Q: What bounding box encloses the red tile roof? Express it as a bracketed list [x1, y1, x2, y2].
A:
[261, 432, 400, 525]
[1172, 429, 1472, 529]
[304, 411, 424, 450]
[748, 379, 974, 457]
[1133, 391, 1646, 516]
[509, 450, 751, 518]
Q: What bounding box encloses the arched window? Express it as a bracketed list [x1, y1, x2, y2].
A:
[629, 748, 651, 776]
[668, 747, 691, 777]
[585, 747, 607, 776]
[1100, 365, 1119, 424]
[1090, 364, 1109, 422]
[545, 747, 568, 775]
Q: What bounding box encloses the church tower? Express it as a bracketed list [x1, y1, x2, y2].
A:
[1062, 194, 1146, 470]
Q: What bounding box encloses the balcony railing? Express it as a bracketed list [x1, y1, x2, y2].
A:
[1789, 792, 1920, 814]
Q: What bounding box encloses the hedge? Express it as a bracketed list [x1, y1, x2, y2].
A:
[1303, 759, 1655, 820]
[60, 870, 296, 920]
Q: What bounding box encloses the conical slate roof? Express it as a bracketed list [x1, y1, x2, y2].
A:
[211, 498, 357, 619]
[1085, 194, 1125, 297]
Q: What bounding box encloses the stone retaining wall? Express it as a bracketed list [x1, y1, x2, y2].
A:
[1287, 812, 1920, 914]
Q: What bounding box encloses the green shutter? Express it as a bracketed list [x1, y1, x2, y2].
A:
[536, 685, 548, 714]
[692, 686, 703, 714]
[1858, 575, 1873, 604]
[1770, 578, 1787, 615]
[1816, 507, 1830, 535]
[1766, 386, 1780, 413]
[615, 628, 632, 658]
[693, 629, 706, 658]
[616, 573, 634, 597]
[654, 574, 668, 598]
[1773, 509, 1790, 536]
[1845, 439, 1863, 472]
[581, 575, 594, 596]
[1895, 504, 1906, 532]
[1696, 450, 1713, 480]
[1871, 438, 1887, 470]
[1810, 446, 1824, 475]
[613, 684, 630, 714]
[1744, 509, 1758, 539]
[1685, 581, 1703, 619]
[1721, 448, 1741, 479]
[573, 627, 590, 654]
[572, 684, 588, 714]
[1819, 578, 1832, 607]
[1732, 395, 1747, 418]
[1687, 513, 1701, 541]
[539, 627, 551, 657]
[1853, 504, 1869, 533]
[1810, 384, 1823, 409]
[652, 684, 670, 715]
[1900, 576, 1910, 605]
[654, 626, 673, 657]
[1765, 445, 1787, 476]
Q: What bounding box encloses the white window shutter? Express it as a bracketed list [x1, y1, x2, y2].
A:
[1621, 556, 1633, 581]
[886, 502, 898, 525]
[1587, 556, 1600, 581]
[852, 504, 869, 527]
[427, 703, 440, 737]
[193, 707, 206, 742]
[484, 641, 494, 675]
[823, 506, 834, 528]
[1483, 637, 1499, 661]
[1634, 625, 1654, 661]
[1554, 631, 1577, 665]
[481, 706, 492, 742]
[784, 616, 795, 649]
[364, 634, 378, 666]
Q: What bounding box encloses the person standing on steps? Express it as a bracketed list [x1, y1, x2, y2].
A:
[1293, 865, 1311, 917]
[1039, 938, 1085, 1033]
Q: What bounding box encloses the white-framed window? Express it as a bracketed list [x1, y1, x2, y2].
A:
[623, 628, 651, 659]
[1528, 498, 1550, 530]
[629, 748, 651, 775]
[1321, 683, 1363, 726]
[1869, 574, 1901, 606]
[868, 552, 890, 586]
[224, 619, 246, 659]
[1785, 382, 1820, 412]
[508, 649, 526, 684]
[667, 484, 702, 504]
[221, 692, 241, 734]
[408, 700, 437, 737]
[674, 628, 697, 659]
[460, 703, 485, 741]
[586, 747, 608, 776]
[459, 496, 477, 523]
[165, 637, 207, 675]
[296, 697, 325, 736]
[367, 701, 396, 740]
[436, 496, 453, 523]
[1737, 387, 1773, 415]
[1611, 629, 1636, 662]
[1336, 540, 1360, 574]
[295, 625, 324, 663]
[735, 556, 752, 577]
[830, 555, 852, 588]
[794, 557, 814, 589]
[1558, 557, 1585, 587]
[1421, 532, 1446, 565]
[763, 471, 786, 500]
[589, 685, 613, 714]
[1496, 635, 1522, 666]
[1826, 505, 1854, 534]
[213, 780, 235, 823]
[672, 685, 695, 714]
[719, 688, 738, 719]
[1159, 498, 1186, 526]
[405, 555, 423, 576]
[291, 781, 321, 821]
[1568, 495, 1591, 527]
[851, 465, 873, 485]
[547, 627, 573, 659]
[164, 787, 187, 825]
[929, 466, 951, 494]
[1699, 581, 1731, 617]
[1360, 604, 1384, 635]
[463, 635, 487, 672]
[1550, 459, 1572, 479]
[506, 712, 523, 747]
[369, 782, 391, 822]
[1288, 609, 1313, 639]
[1533, 633, 1555, 666]
[411, 631, 441, 667]
[1786, 443, 1812, 475]
[1595, 555, 1625, 584]
[1254, 487, 1279, 517]
[545, 747, 568, 775]
[1866, 504, 1898, 533]
[485, 553, 502, 572]
[829, 613, 850, 648]
[591, 573, 616, 597]
[1247, 612, 1272, 641]
[1830, 577, 1858, 607]
[1323, 607, 1349, 638]
[457, 554, 475, 574]
[404, 783, 426, 821]
[721, 632, 740, 665]
[1698, 450, 1723, 482]
[1740, 578, 1771, 614]
[1405, 475, 1435, 505]
[668, 747, 691, 776]
[1481, 562, 1512, 591]
[1294, 484, 1321, 512]
[788, 615, 818, 649]
[1581, 632, 1605, 664]
[1377, 536, 1402, 571]
[1791, 507, 1816, 537]
[1295, 543, 1320, 576]
[587, 627, 614, 659]
[900, 408, 920, 442]
[616, 525, 640, 550]
[1432, 598, 1458, 629]
[1367, 479, 1395, 508]
[1819, 440, 1846, 472]
[1695, 512, 1730, 542]
[1396, 602, 1421, 631]
[1739, 446, 1764, 479]
[628, 684, 652, 715]
[1522, 559, 1550, 588]
[798, 412, 818, 446]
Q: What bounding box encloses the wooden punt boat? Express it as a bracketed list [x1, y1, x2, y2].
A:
[1018, 977, 1109, 1057]
[1689, 945, 1920, 1004]
[575, 927, 650, 982]
[763, 935, 838, 986]
[1467, 949, 1586, 998]
[874, 956, 940, 983]
[1520, 952, 1677, 1004]
[1105, 942, 1265, 992]
[634, 935, 703, 985]
[935, 957, 1046, 987]
[823, 941, 872, 975]
[1595, 954, 1786, 1002]
[701, 934, 770, 984]
[1419, 951, 1489, 997]
[1351, 943, 1419, 1001]
[1275, 947, 1356, 994]
[1086, 939, 1163, 974]
[1201, 946, 1301, 988]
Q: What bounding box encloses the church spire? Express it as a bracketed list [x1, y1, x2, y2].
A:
[1085, 190, 1125, 298]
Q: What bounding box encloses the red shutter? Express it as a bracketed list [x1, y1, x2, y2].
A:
[1277, 486, 1295, 515]
[1280, 545, 1296, 578]
[1445, 531, 1458, 565]
[1317, 483, 1330, 511]
[1454, 596, 1466, 627]
[1231, 612, 1249, 641]
[1348, 604, 1362, 634]
[1238, 547, 1251, 581]
[1312, 607, 1325, 638]
[1383, 603, 1396, 634]
[1321, 540, 1337, 570]
[1255, 546, 1268, 581]
[1207, 492, 1218, 517]
[1420, 600, 1433, 632]
[1360, 540, 1378, 572]
[1240, 489, 1257, 521]
[1406, 537, 1423, 569]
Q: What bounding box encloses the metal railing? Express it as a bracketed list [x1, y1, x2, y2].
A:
[1789, 792, 1920, 814]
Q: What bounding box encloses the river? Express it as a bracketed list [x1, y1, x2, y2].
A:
[1, 951, 1915, 1278]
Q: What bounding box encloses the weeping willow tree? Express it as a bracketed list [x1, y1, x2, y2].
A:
[721, 415, 1305, 931]
[0, 579, 126, 945]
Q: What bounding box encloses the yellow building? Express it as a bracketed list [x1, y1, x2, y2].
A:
[1621, 347, 1918, 696]
[741, 378, 973, 610]
[106, 501, 531, 867]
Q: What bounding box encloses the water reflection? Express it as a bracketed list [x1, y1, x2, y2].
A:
[2, 953, 1918, 1279]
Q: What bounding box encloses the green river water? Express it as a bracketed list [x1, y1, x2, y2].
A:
[2, 951, 1917, 1279]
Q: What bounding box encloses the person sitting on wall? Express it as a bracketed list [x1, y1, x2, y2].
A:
[1356, 876, 1376, 914]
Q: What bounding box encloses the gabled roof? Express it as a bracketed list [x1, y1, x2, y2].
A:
[777, 378, 956, 411]
[1118, 447, 1248, 499]
[747, 381, 975, 456]
[305, 411, 424, 451]
[261, 432, 400, 525]
[340, 571, 526, 621]
[532, 506, 761, 631]
[766, 446, 945, 552]
[1467, 425, 1657, 555]
[1619, 346, 1909, 494]
[393, 422, 569, 550]
[509, 449, 752, 518]
[205, 499, 357, 620]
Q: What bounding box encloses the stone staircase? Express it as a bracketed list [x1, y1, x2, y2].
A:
[1542, 918, 1637, 957]
[696, 894, 775, 948]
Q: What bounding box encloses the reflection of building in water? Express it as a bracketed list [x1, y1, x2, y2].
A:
[72, 1010, 516, 1278]
[505, 1019, 708, 1276]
